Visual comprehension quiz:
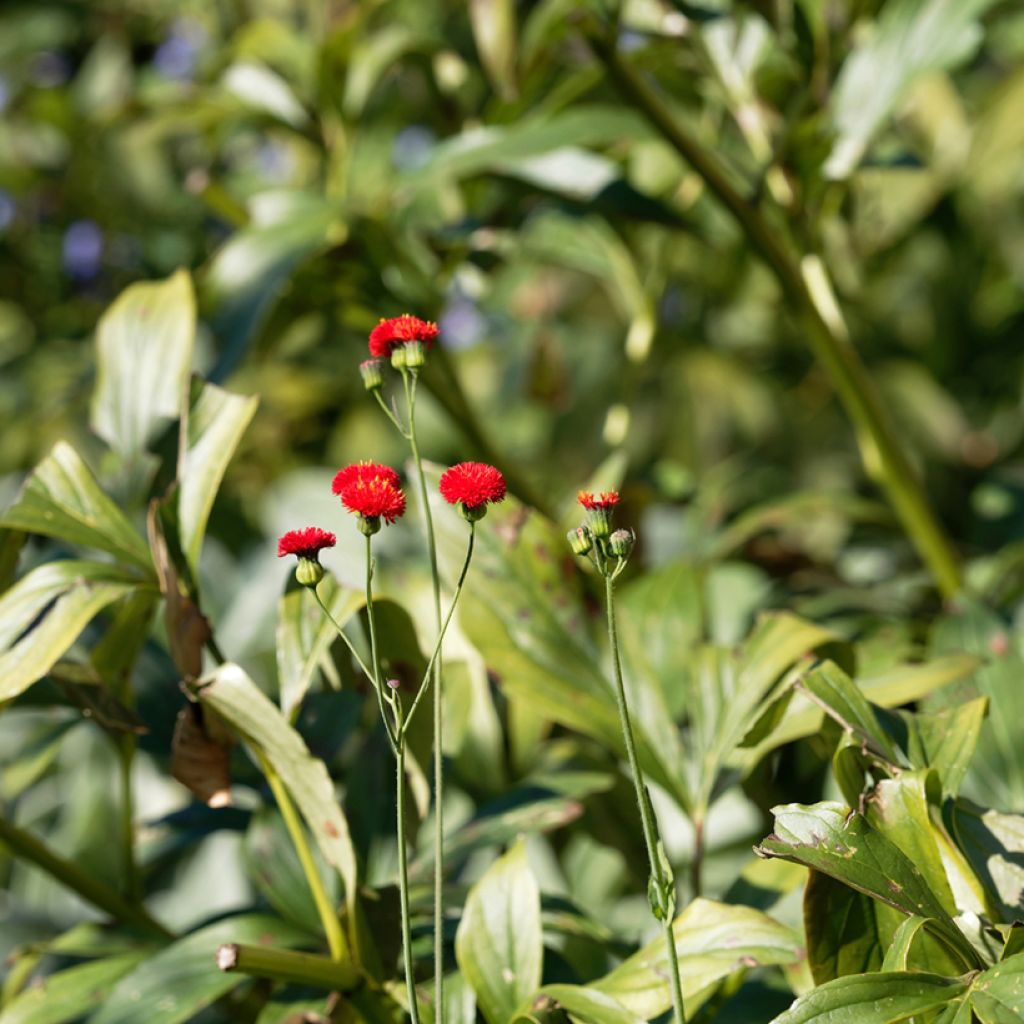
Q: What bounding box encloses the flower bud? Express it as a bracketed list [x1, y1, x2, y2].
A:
[295, 557, 325, 587]
[356, 515, 381, 536]
[403, 340, 427, 370]
[585, 506, 614, 539]
[459, 502, 488, 523]
[360, 358, 385, 392]
[608, 528, 635, 559]
[390, 345, 408, 370]
[386, 678, 400, 690]
[567, 526, 592, 557]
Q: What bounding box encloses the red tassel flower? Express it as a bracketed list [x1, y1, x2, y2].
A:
[440, 462, 506, 522]
[368, 314, 439, 359]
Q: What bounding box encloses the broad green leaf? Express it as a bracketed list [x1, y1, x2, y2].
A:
[0, 952, 147, 1024]
[968, 953, 1024, 1016]
[455, 840, 542, 1024]
[90, 268, 195, 460]
[0, 442, 152, 572]
[949, 802, 1024, 922]
[757, 802, 978, 969]
[825, 0, 1000, 178]
[882, 916, 931, 971]
[896, 698, 989, 799]
[970, 991, 1024, 1023]
[178, 381, 258, 575]
[0, 561, 139, 702]
[276, 576, 364, 721]
[90, 915, 312, 1024]
[594, 898, 803, 1020]
[769, 972, 968, 1023]
[195, 663, 357, 905]
[470, 0, 517, 101]
[521, 986, 645, 1024]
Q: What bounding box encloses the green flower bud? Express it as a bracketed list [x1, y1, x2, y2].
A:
[360, 358, 385, 392]
[390, 345, 408, 370]
[585, 506, 614, 539]
[295, 557, 325, 587]
[403, 340, 427, 370]
[357, 515, 381, 536]
[567, 526, 592, 556]
[459, 502, 488, 523]
[608, 528, 635, 559]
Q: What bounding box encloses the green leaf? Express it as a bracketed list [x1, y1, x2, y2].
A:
[896, 698, 989, 799]
[968, 953, 1024, 1017]
[0, 560, 139, 702]
[470, 0, 518, 101]
[0, 952, 148, 1024]
[195, 663, 358, 905]
[881, 916, 932, 971]
[949, 802, 1024, 923]
[177, 381, 257, 575]
[593, 898, 803, 1020]
[0, 442, 152, 572]
[825, 0, 1001, 178]
[90, 268, 195, 460]
[523, 986, 645, 1024]
[757, 802, 978, 969]
[276, 576, 363, 721]
[90, 915, 312, 1024]
[769, 971, 968, 1023]
[455, 840, 542, 1024]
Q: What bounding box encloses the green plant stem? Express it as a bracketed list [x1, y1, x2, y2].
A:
[402, 368, 446, 1023]
[604, 575, 685, 1024]
[313, 586, 376, 686]
[585, 26, 961, 599]
[363, 534, 420, 1024]
[0, 814, 172, 939]
[400, 525, 475, 737]
[117, 733, 141, 904]
[373, 388, 409, 438]
[216, 942, 360, 990]
[256, 749, 348, 962]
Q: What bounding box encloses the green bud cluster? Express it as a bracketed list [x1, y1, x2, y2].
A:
[567, 509, 636, 580]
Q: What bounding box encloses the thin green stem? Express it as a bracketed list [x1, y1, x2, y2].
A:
[256, 749, 348, 962]
[0, 815, 173, 939]
[216, 942, 359, 990]
[117, 734, 141, 904]
[400, 525, 475, 738]
[363, 534, 421, 1024]
[373, 388, 409, 438]
[313, 586, 375, 686]
[403, 368, 446, 1022]
[604, 576, 685, 1024]
[584, 25, 961, 599]
[365, 534, 399, 753]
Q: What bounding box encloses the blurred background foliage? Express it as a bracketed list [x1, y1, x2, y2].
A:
[2, 0, 1024, 1019]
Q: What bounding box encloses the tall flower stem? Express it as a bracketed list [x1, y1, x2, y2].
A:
[401, 368, 446, 1021]
[256, 749, 348, 962]
[604, 574, 686, 1024]
[364, 533, 420, 1024]
[117, 734, 141, 904]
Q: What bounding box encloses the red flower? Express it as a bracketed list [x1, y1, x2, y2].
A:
[341, 477, 406, 524]
[440, 462, 507, 510]
[332, 461, 401, 496]
[577, 490, 620, 510]
[278, 527, 336, 559]
[368, 315, 439, 357]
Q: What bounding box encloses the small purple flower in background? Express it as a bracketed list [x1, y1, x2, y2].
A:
[62, 220, 103, 281]
[153, 18, 207, 81]
[0, 191, 15, 232]
[31, 52, 72, 88]
[256, 140, 295, 183]
[439, 298, 486, 351]
[392, 126, 436, 172]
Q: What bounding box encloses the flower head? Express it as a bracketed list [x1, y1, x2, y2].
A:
[341, 476, 407, 527]
[440, 462, 506, 510]
[277, 527, 336, 586]
[277, 527, 336, 559]
[368, 314, 439, 358]
[360, 358, 385, 392]
[577, 490, 620, 511]
[332, 461, 401, 496]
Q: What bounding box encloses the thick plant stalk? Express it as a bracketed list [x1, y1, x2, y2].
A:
[256, 749, 348, 962]
[0, 815, 172, 939]
[402, 368, 447, 1022]
[216, 942, 359, 989]
[604, 575, 686, 1024]
[585, 26, 962, 599]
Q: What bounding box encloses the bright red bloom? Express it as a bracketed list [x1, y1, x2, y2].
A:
[278, 527, 336, 559]
[368, 315, 439, 358]
[332, 461, 401, 496]
[341, 477, 406, 524]
[577, 490, 620, 510]
[440, 462, 507, 510]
